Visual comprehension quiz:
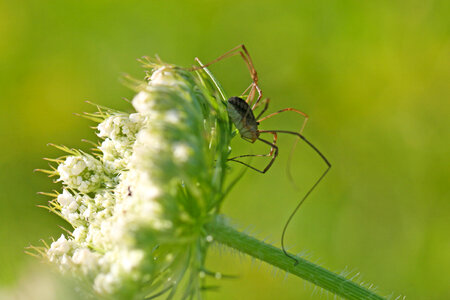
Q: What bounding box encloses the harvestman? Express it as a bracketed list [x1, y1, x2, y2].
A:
[190, 45, 331, 265]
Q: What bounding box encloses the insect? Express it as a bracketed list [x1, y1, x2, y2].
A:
[190, 45, 331, 265]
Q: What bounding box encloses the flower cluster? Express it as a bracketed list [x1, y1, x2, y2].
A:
[38, 61, 232, 299]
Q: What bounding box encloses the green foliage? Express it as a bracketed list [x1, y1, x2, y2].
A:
[1, 0, 448, 299]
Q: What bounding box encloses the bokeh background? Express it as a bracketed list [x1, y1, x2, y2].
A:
[1, 0, 448, 299]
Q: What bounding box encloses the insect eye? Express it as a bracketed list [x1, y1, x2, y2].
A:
[256, 122, 260, 125]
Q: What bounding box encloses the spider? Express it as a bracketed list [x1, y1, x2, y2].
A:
[190, 45, 331, 265]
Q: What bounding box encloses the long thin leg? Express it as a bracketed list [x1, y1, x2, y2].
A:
[258, 107, 310, 192]
[255, 98, 270, 120]
[258, 107, 309, 135]
[189, 45, 257, 80]
[240, 82, 254, 98]
[229, 132, 277, 160]
[228, 134, 278, 174]
[250, 82, 263, 108]
[194, 57, 227, 101]
[188, 45, 263, 107]
[259, 129, 331, 265]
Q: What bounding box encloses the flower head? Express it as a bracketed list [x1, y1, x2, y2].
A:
[37, 60, 232, 299]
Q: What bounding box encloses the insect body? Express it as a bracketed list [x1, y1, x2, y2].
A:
[190, 45, 331, 265]
[227, 96, 259, 142]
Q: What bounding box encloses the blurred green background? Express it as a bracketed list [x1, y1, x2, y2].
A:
[1, 0, 448, 299]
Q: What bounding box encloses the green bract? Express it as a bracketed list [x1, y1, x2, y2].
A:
[43, 61, 233, 299]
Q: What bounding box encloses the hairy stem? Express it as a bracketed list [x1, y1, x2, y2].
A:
[206, 215, 385, 300]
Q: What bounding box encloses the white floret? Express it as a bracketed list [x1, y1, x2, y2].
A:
[57, 189, 75, 207]
[49, 234, 72, 256]
[72, 226, 87, 242]
[173, 143, 192, 163]
[72, 248, 99, 274]
[165, 110, 180, 124]
[97, 114, 143, 141]
[57, 155, 107, 193]
[47, 65, 216, 298]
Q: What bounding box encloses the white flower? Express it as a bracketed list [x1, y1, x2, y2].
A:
[72, 248, 99, 274]
[57, 155, 107, 193]
[49, 235, 71, 257]
[97, 114, 142, 140]
[165, 110, 180, 124]
[173, 143, 192, 163]
[57, 189, 75, 207]
[72, 226, 87, 242]
[43, 61, 232, 299]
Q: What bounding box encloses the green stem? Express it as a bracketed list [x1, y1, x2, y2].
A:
[206, 215, 385, 300]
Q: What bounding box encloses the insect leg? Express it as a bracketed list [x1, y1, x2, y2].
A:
[259, 130, 331, 265]
[188, 45, 263, 108]
[234, 45, 263, 109]
[227, 133, 278, 174]
[189, 45, 256, 83]
[258, 108, 310, 190]
[236, 44, 262, 108]
[255, 98, 271, 120]
[240, 82, 254, 98]
[258, 107, 309, 135]
[229, 133, 277, 159]
[194, 57, 227, 101]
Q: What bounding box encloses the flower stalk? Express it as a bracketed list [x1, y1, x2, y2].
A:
[206, 215, 386, 300]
